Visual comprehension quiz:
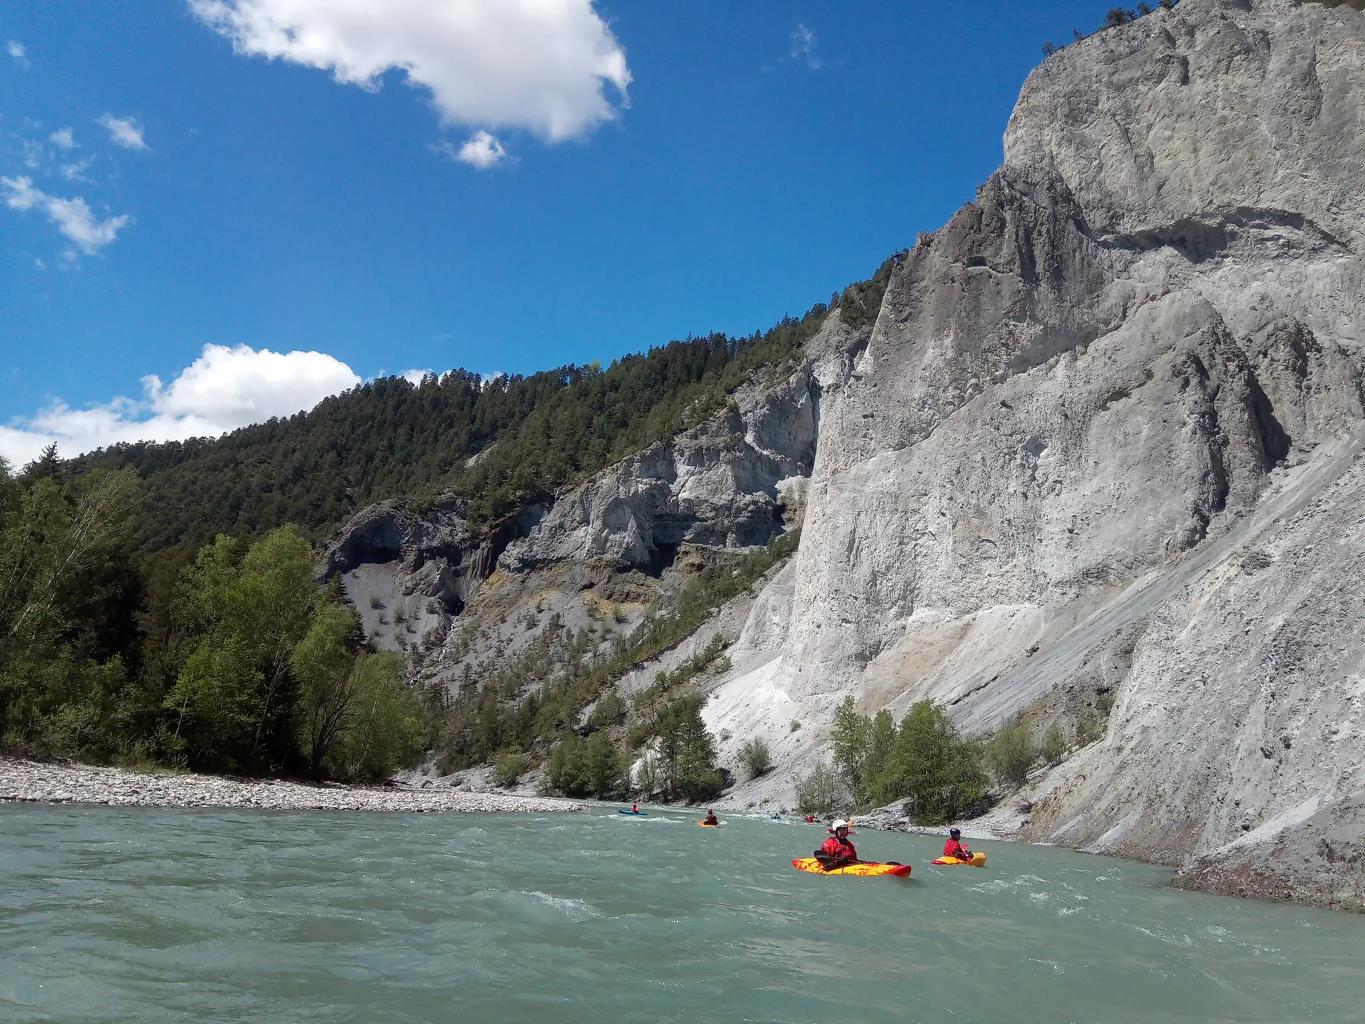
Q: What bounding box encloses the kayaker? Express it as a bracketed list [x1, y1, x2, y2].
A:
[804, 814, 815, 824]
[942, 827, 973, 861]
[816, 819, 859, 868]
[631, 801, 640, 815]
[703, 809, 719, 826]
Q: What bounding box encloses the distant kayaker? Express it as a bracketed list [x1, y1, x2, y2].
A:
[703, 808, 719, 826]
[816, 819, 859, 869]
[804, 814, 816, 824]
[631, 801, 640, 815]
[942, 828, 973, 861]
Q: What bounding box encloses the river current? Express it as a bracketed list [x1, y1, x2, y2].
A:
[2, 804, 1361, 1023]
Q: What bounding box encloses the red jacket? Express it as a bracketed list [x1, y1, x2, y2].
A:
[942, 838, 971, 858]
[821, 835, 857, 860]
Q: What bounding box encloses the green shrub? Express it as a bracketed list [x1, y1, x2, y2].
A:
[738, 737, 772, 779]
[631, 633, 733, 709]
[644, 695, 724, 800]
[830, 696, 870, 799]
[1040, 722, 1068, 765]
[863, 710, 897, 803]
[545, 732, 627, 799]
[869, 702, 989, 824]
[634, 752, 659, 797]
[495, 748, 530, 787]
[986, 718, 1038, 789]
[587, 691, 624, 730]
[321, 652, 425, 783]
[795, 761, 844, 817]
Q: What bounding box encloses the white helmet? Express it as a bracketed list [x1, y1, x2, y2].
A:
[831, 819, 850, 832]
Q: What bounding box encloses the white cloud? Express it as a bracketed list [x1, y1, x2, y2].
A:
[0, 343, 362, 467]
[188, 0, 630, 144]
[399, 368, 432, 386]
[443, 129, 507, 169]
[50, 127, 76, 150]
[790, 22, 823, 70]
[7, 40, 26, 62]
[97, 113, 149, 151]
[60, 155, 96, 183]
[4, 177, 42, 211]
[2, 175, 131, 255]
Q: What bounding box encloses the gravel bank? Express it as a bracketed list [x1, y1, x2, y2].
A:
[0, 758, 583, 815]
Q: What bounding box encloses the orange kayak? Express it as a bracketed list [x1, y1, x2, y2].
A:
[791, 857, 911, 877]
[931, 852, 988, 867]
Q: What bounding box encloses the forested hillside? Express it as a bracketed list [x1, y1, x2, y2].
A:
[71, 369, 570, 551]
[69, 261, 891, 553]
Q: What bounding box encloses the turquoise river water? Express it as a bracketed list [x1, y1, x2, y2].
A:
[2, 804, 1362, 1023]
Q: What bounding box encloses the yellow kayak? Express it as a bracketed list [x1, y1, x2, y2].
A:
[931, 852, 988, 867]
[791, 857, 911, 877]
[698, 821, 723, 828]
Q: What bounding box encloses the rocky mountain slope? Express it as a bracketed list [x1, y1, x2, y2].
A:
[330, 0, 1364, 908]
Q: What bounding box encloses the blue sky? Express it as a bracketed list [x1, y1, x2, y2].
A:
[0, 1, 1113, 465]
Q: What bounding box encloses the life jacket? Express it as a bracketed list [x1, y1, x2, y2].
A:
[943, 838, 970, 858]
[820, 835, 857, 860]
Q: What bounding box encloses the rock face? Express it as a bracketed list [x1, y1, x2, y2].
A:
[327, 320, 858, 669]
[705, 0, 1365, 907]
[500, 359, 829, 573]
[323, 498, 526, 652]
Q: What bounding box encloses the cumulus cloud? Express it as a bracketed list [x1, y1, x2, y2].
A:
[443, 129, 507, 169]
[790, 23, 823, 70]
[188, 0, 630, 144]
[0, 343, 362, 467]
[49, 127, 76, 150]
[97, 113, 149, 150]
[1, 175, 131, 255]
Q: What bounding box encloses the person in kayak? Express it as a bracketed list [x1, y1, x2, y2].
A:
[942, 828, 973, 861]
[804, 814, 816, 824]
[702, 809, 719, 826]
[816, 819, 859, 869]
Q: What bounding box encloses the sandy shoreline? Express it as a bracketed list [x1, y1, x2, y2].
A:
[0, 758, 583, 815]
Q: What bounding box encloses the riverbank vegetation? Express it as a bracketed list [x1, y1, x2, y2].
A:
[800, 697, 1087, 823]
[0, 456, 422, 782]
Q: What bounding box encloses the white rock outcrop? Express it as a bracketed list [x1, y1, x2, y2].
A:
[720, 0, 1365, 905]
